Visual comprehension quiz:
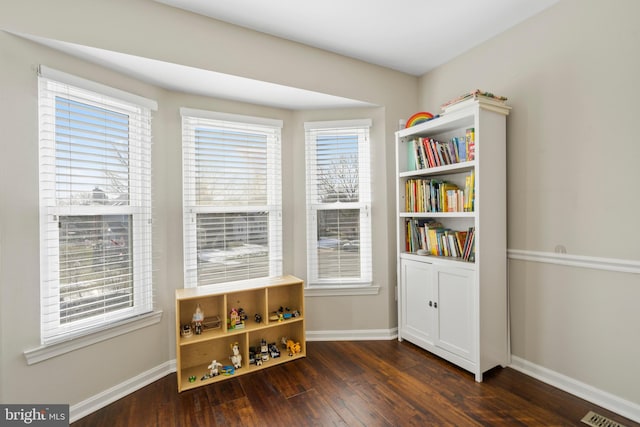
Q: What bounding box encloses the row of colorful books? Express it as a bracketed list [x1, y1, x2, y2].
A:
[405, 171, 474, 213]
[407, 128, 475, 171]
[406, 219, 476, 261]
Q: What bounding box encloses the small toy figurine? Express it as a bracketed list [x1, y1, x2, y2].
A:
[251, 346, 262, 365]
[286, 339, 301, 356]
[181, 324, 192, 337]
[254, 313, 262, 323]
[268, 342, 280, 358]
[229, 308, 245, 329]
[229, 308, 239, 327]
[230, 342, 242, 369]
[208, 360, 223, 377]
[192, 304, 204, 335]
[221, 365, 235, 375]
[260, 339, 270, 362]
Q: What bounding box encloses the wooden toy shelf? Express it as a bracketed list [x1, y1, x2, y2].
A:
[175, 275, 306, 392]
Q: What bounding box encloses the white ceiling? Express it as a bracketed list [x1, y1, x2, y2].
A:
[14, 0, 558, 109]
[154, 0, 559, 76]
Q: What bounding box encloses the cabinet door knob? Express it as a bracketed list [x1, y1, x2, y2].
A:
[434, 302, 438, 309]
[428, 301, 433, 307]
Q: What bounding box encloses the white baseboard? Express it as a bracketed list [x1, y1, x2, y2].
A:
[70, 359, 176, 423]
[305, 328, 398, 341]
[509, 355, 640, 424]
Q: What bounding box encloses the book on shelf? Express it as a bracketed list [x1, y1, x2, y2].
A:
[405, 219, 473, 261]
[461, 227, 476, 262]
[405, 219, 441, 254]
[455, 137, 466, 162]
[439, 182, 458, 213]
[466, 128, 475, 161]
[463, 170, 475, 212]
[428, 227, 441, 256]
[405, 135, 473, 172]
[425, 139, 437, 168]
[405, 173, 474, 213]
[455, 231, 468, 258]
[406, 141, 416, 171]
[448, 139, 460, 163]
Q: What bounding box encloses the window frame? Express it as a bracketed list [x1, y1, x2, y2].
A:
[304, 119, 373, 290]
[37, 67, 156, 346]
[181, 108, 283, 288]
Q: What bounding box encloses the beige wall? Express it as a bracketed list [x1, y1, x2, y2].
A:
[3, 0, 638, 417]
[418, 0, 640, 406]
[0, 0, 417, 408]
[0, 31, 173, 407]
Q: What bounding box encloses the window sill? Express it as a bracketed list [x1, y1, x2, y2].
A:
[24, 310, 163, 365]
[305, 285, 380, 297]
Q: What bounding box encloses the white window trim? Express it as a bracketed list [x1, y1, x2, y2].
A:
[38, 66, 156, 345]
[39, 66, 158, 110]
[304, 285, 380, 297]
[304, 119, 374, 292]
[24, 310, 162, 365]
[181, 108, 283, 288]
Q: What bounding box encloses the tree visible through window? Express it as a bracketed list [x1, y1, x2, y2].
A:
[305, 120, 372, 286]
[38, 70, 154, 344]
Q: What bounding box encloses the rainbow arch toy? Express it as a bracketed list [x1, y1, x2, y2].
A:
[405, 111, 434, 128]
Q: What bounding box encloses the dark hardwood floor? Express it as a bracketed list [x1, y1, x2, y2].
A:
[72, 340, 638, 426]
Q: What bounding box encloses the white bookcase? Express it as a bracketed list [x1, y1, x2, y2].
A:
[395, 99, 510, 381]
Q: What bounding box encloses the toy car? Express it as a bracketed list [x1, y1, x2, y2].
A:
[260, 339, 270, 362]
[268, 343, 280, 358]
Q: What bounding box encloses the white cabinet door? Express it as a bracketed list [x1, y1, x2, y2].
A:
[434, 265, 474, 361]
[400, 259, 434, 348]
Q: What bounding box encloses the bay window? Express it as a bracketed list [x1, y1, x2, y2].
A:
[38, 67, 155, 344]
[304, 119, 372, 287]
[181, 109, 283, 287]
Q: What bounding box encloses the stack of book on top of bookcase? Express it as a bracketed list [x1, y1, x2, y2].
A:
[441, 90, 508, 114]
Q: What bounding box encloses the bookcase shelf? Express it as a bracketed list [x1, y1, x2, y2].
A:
[398, 212, 475, 218]
[398, 160, 476, 178]
[175, 275, 305, 392]
[395, 98, 510, 381]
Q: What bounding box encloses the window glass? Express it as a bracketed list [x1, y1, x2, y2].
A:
[182, 110, 282, 287]
[39, 72, 154, 343]
[305, 120, 372, 286]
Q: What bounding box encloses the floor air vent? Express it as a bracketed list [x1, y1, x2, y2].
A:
[581, 411, 627, 427]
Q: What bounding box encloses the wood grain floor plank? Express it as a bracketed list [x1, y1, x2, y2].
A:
[71, 341, 640, 427]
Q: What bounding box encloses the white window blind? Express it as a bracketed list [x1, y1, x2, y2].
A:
[181, 108, 283, 287]
[305, 119, 372, 286]
[38, 67, 155, 344]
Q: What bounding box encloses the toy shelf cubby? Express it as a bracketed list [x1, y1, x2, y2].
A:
[175, 275, 306, 392]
